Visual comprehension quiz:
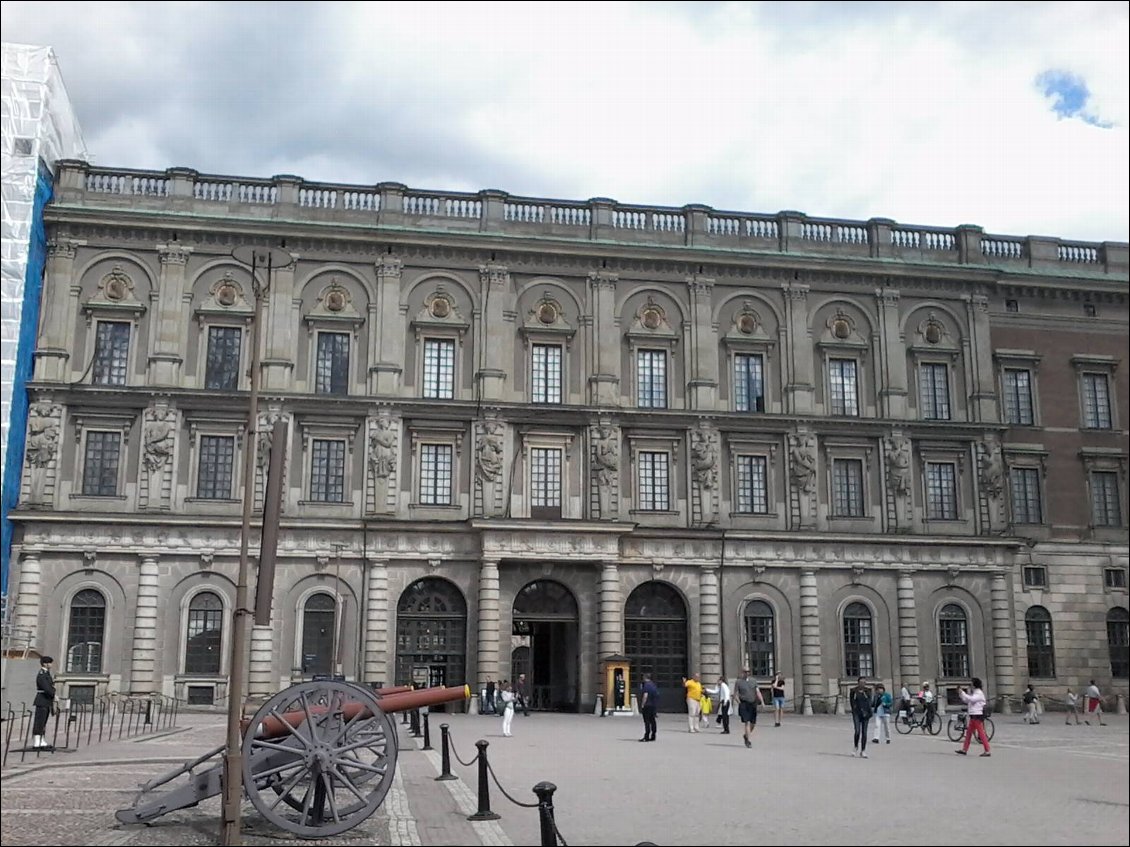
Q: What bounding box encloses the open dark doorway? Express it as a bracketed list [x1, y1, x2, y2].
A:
[511, 580, 579, 711]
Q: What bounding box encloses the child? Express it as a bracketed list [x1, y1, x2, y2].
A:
[1065, 688, 1081, 725]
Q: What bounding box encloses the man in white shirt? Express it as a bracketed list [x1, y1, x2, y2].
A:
[708, 676, 733, 734]
[1084, 680, 1107, 726]
[918, 682, 937, 731]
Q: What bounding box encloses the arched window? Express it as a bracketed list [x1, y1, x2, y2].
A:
[624, 582, 687, 713]
[939, 603, 969, 678]
[1108, 607, 1129, 679]
[1025, 606, 1056, 678]
[395, 578, 467, 690]
[66, 589, 107, 673]
[743, 600, 775, 677]
[185, 591, 223, 674]
[842, 602, 873, 678]
[300, 593, 337, 677]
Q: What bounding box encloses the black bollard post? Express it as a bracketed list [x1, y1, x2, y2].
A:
[422, 711, 433, 750]
[435, 724, 457, 781]
[467, 740, 501, 821]
[410, 708, 422, 737]
[533, 781, 557, 847]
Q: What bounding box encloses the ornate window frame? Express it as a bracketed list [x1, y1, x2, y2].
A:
[627, 431, 680, 517]
[297, 417, 360, 507]
[184, 413, 244, 503]
[815, 309, 870, 418]
[411, 288, 470, 400]
[626, 298, 679, 410]
[1072, 355, 1119, 431]
[722, 301, 777, 414]
[909, 312, 962, 422]
[71, 411, 133, 501]
[194, 273, 252, 391]
[994, 349, 1041, 427]
[82, 265, 147, 387]
[407, 421, 466, 513]
[519, 293, 575, 405]
[520, 428, 575, 520]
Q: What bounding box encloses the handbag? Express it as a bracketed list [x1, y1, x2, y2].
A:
[981, 703, 992, 719]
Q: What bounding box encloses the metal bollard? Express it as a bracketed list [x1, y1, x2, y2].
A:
[410, 708, 422, 737]
[467, 740, 501, 821]
[422, 712, 433, 750]
[435, 724, 457, 781]
[402, 709, 410, 725]
[533, 781, 557, 847]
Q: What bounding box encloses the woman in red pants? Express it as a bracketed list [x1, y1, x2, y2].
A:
[955, 677, 991, 757]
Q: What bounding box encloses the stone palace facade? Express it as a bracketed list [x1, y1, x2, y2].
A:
[6, 161, 1128, 712]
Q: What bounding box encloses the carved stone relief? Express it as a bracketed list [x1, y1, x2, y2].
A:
[590, 422, 620, 520]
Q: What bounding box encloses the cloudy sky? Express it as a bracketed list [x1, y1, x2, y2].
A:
[4, 1, 1127, 242]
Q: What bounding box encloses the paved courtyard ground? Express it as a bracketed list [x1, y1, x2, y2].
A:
[1, 708, 1126, 846]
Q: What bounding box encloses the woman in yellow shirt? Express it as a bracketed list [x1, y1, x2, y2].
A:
[683, 674, 704, 733]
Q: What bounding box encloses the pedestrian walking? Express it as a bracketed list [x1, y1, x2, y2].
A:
[1023, 684, 1040, 724]
[683, 673, 704, 733]
[1065, 688, 1082, 725]
[850, 677, 873, 758]
[1084, 680, 1107, 725]
[734, 668, 764, 748]
[499, 680, 515, 737]
[917, 682, 937, 732]
[484, 678, 496, 715]
[954, 677, 991, 757]
[708, 676, 732, 734]
[770, 673, 786, 727]
[516, 673, 530, 716]
[32, 655, 55, 750]
[638, 674, 659, 742]
[872, 683, 893, 745]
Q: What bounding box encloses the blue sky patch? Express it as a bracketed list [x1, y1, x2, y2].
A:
[1036, 70, 1112, 128]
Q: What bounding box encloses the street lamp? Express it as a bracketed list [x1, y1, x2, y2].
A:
[222, 244, 293, 846]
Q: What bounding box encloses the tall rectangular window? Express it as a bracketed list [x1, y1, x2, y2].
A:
[832, 458, 865, 517]
[92, 321, 131, 386]
[733, 354, 764, 412]
[1092, 471, 1122, 527]
[423, 339, 455, 399]
[637, 451, 669, 510]
[310, 439, 346, 502]
[205, 326, 242, 390]
[531, 344, 563, 404]
[926, 461, 957, 520]
[315, 332, 350, 395]
[530, 447, 562, 517]
[919, 363, 951, 420]
[1002, 368, 1034, 425]
[735, 455, 769, 514]
[828, 359, 859, 416]
[1082, 373, 1112, 429]
[1010, 467, 1043, 524]
[419, 444, 453, 505]
[82, 431, 121, 496]
[197, 435, 235, 499]
[636, 350, 667, 409]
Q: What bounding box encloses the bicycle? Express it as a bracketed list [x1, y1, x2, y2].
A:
[894, 704, 941, 735]
[946, 710, 995, 742]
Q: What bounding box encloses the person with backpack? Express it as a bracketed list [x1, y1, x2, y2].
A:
[850, 677, 873, 758]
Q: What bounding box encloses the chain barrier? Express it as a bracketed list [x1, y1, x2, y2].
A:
[483, 757, 540, 809]
[444, 729, 479, 768]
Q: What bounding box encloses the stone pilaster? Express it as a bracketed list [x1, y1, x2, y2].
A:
[148, 244, 191, 385]
[34, 240, 79, 382]
[477, 263, 513, 401]
[12, 550, 42, 649]
[370, 257, 404, 395]
[587, 272, 620, 405]
[598, 562, 622, 660]
[782, 282, 814, 413]
[896, 571, 920, 687]
[248, 624, 275, 700]
[130, 554, 161, 693]
[685, 275, 718, 409]
[363, 557, 390, 686]
[964, 293, 998, 422]
[477, 558, 501, 685]
[699, 567, 721, 680]
[261, 256, 296, 391]
[799, 570, 822, 714]
[990, 571, 1016, 713]
[875, 287, 907, 418]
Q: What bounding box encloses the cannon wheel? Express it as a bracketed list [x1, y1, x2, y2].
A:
[242, 680, 398, 838]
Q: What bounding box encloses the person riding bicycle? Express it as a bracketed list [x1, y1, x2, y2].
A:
[917, 682, 937, 730]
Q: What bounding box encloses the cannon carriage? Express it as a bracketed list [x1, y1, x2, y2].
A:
[116, 679, 468, 838]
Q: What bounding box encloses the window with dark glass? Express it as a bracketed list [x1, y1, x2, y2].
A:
[1010, 467, 1043, 524]
[939, 603, 970, 678]
[1081, 373, 1112, 429]
[423, 338, 455, 399]
[832, 458, 865, 517]
[82, 431, 121, 496]
[419, 444, 453, 505]
[637, 349, 667, 409]
[315, 331, 350, 395]
[530, 447, 562, 518]
[1092, 471, 1122, 527]
[300, 593, 336, 677]
[919, 363, 951, 420]
[66, 589, 106, 673]
[842, 602, 874, 678]
[531, 344, 563, 404]
[1108, 608, 1129, 678]
[1105, 569, 1128, 590]
[925, 462, 957, 520]
[1025, 606, 1056, 678]
[637, 451, 669, 511]
[92, 321, 130, 385]
[1022, 566, 1048, 588]
[1002, 368, 1034, 425]
[197, 435, 235, 499]
[734, 353, 764, 412]
[743, 600, 775, 677]
[205, 326, 242, 390]
[185, 591, 223, 674]
[828, 358, 859, 416]
[310, 439, 346, 503]
[735, 455, 768, 514]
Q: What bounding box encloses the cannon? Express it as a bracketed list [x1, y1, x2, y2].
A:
[115, 680, 469, 838]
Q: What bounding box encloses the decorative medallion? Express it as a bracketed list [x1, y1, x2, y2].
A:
[430, 295, 452, 318]
[101, 266, 132, 301]
[537, 300, 558, 325]
[641, 300, 663, 330]
[325, 286, 347, 312]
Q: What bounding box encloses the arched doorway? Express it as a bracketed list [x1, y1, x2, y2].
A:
[512, 580, 579, 711]
[625, 582, 688, 713]
[396, 578, 467, 704]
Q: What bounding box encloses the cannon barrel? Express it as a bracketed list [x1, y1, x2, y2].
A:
[373, 684, 414, 696]
[377, 684, 471, 715]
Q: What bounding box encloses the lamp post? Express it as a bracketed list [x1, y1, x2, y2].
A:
[221, 244, 292, 846]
